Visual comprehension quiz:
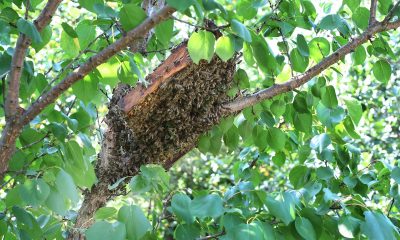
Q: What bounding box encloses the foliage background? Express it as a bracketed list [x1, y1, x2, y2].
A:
[0, 0, 400, 239]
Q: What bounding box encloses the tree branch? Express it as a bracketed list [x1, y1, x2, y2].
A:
[222, 21, 396, 113]
[21, 5, 175, 126]
[4, 0, 62, 120]
[383, 0, 400, 24]
[369, 0, 378, 25]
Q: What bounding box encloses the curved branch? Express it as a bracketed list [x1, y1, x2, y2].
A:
[21, 5, 176, 126]
[369, 0, 378, 25]
[4, 0, 62, 119]
[222, 21, 400, 113]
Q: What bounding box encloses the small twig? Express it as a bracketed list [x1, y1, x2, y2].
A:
[65, 97, 76, 116]
[278, 28, 294, 77]
[197, 230, 225, 240]
[18, 132, 49, 150]
[25, 0, 30, 19]
[172, 17, 229, 31]
[387, 198, 395, 217]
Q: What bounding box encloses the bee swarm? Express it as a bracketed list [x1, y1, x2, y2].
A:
[96, 43, 237, 186]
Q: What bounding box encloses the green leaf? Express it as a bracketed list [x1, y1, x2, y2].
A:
[119, 4, 147, 31]
[166, 0, 194, 12]
[391, 167, 400, 184]
[294, 112, 312, 133]
[297, 34, 309, 57]
[310, 133, 331, 153]
[216, 36, 235, 62]
[231, 222, 265, 240]
[191, 194, 224, 219]
[61, 22, 78, 38]
[338, 215, 361, 238]
[95, 207, 118, 220]
[289, 165, 310, 189]
[290, 48, 309, 73]
[223, 126, 240, 149]
[251, 35, 278, 74]
[352, 7, 370, 30]
[231, 19, 252, 42]
[155, 19, 174, 46]
[265, 194, 296, 225]
[252, 125, 268, 150]
[32, 25, 52, 52]
[19, 179, 50, 207]
[295, 217, 316, 240]
[129, 175, 151, 194]
[352, 45, 366, 65]
[45, 188, 69, 215]
[234, 69, 250, 89]
[17, 18, 42, 43]
[55, 170, 79, 205]
[270, 100, 286, 117]
[309, 37, 330, 62]
[62, 141, 97, 188]
[188, 30, 216, 64]
[118, 205, 151, 240]
[319, 14, 343, 30]
[316, 167, 334, 180]
[171, 193, 194, 223]
[79, 0, 103, 13]
[197, 134, 210, 153]
[76, 20, 96, 50]
[60, 30, 80, 57]
[266, 127, 286, 151]
[86, 221, 126, 240]
[373, 59, 391, 83]
[316, 103, 345, 128]
[361, 211, 400, 240]
[321, 86, 338, 109]
[12, 206, 42, 239]
[72, 74, 99, 104]
[174, 224, 200, 240]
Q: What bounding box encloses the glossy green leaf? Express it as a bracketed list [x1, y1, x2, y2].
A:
[118, 205, 151, 240]
[373, 59, 391, 83]
[119, 4, 147, 31]
[188, 30, 216, 64]
[86, 221, 126, 240]
[295, 217, 316, 240]
[290, 48, 309, 73]
[17, 18, 42, 43]
[352, 7, 370, 30]
[361, 211, 399, 240]
[297, 34, 309, 57]
[171, 193, 194, 223]
[231, 19, 252, 42]
[266, 127, 286, 151]
[216, 36, 235, 61]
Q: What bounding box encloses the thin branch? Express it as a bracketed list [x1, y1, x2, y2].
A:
[387, 198, 395, 217]
[383, 0, 400, 24]
[4, 0, 62, 120]
[222, 22, 394, 113]
[369, 0, 378, 25]
[24, 0, 30, 19]
[21, 6, 176, 127]
[197, 230, 225, 240]
[172, 16, 230, 31]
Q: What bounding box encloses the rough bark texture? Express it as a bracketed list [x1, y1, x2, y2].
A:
[69, 42, 237, 239]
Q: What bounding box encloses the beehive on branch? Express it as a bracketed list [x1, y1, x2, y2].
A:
[96, 42, 237, 186]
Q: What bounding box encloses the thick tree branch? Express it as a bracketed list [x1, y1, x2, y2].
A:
[369, 0, 378, 25]
[222, 21, 399, 113]
[4, 0, 62, 120]
[21, 5, 175, 126]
